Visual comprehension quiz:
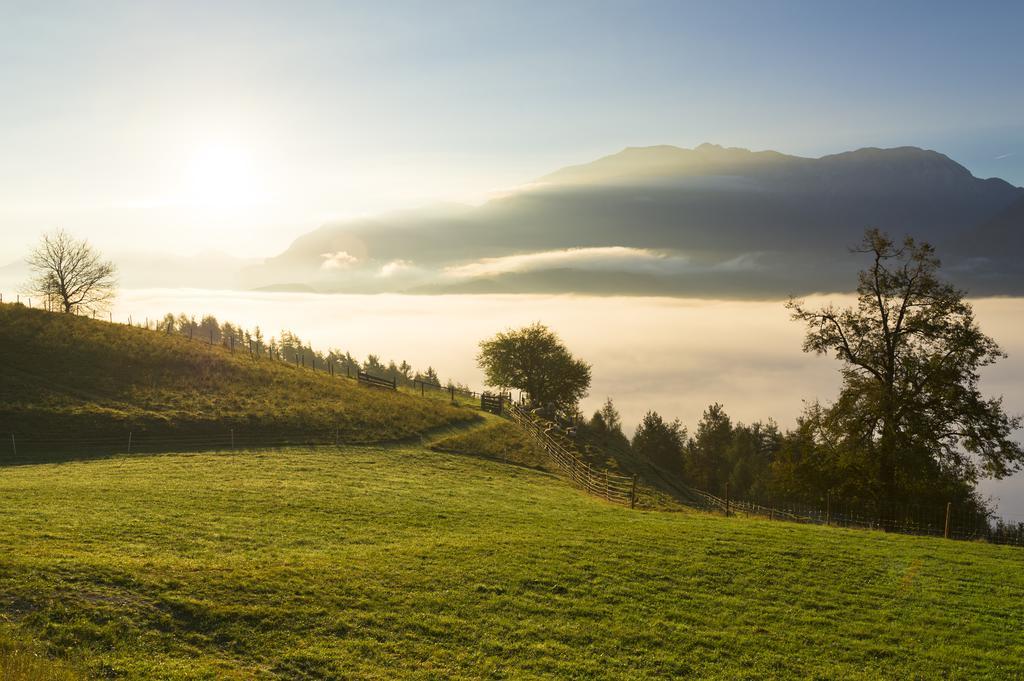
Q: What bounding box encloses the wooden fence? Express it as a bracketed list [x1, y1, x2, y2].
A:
[480, 393, 504, 414]
[357, 370, 397, 390]
[505, 401, 637, 507]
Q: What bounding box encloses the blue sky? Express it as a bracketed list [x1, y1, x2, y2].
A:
[1, 0, 1022, 257]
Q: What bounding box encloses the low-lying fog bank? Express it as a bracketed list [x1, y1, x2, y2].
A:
[112, 290, 1024, 520]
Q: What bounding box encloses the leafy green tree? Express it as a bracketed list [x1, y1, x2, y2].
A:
[477, 323, 591, 410]
[198, 315, 221, 344]
[726, 420, 781, 502]
[398, 360, 413, 384]
[685, 403, 733, 494]
[586, 397, 631, 452]
[787, 229, 1023, 506]
[770, 402, 877, 505]
[632, 411, 686, 471]
[414, 366, 440, 386]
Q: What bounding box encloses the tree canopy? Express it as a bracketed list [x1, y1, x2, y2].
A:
[477, 323, 591, 410]
[586, 398, 631, 453]
[787, 229, 1022, 506]
[632, 410, 686, 471]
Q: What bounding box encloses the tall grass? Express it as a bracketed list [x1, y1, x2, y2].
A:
[0, 631, 79, 680]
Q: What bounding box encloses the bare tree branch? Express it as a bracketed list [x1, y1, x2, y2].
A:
[25, 230, 118, 314]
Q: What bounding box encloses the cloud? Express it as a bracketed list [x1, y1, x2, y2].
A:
[320, 251, 359, 270]
[379, 259, 414, 277]
[994, 152, 1015, 160]
[443, 247, 687, 278]
[441, 246, 767, 280]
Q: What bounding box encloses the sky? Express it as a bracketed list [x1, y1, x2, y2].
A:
[1, 0, 1023, 261]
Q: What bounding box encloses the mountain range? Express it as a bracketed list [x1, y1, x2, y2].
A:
[242, 143, 1024, 297]
[6, 144, 1019, 298]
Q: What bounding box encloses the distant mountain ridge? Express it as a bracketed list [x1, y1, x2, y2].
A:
[245, 144, 1024, 297]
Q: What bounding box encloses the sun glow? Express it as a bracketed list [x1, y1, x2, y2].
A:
[182, 143, 268, 213]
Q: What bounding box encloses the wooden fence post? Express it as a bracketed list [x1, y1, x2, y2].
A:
[826, 491, 831, 526]
[725, 482, 730, 517]
[231, 428, 235, 450]
[944, 502, 952, 539]
[128, 431, 132, 454]
[10, 433, 16, 458]
[630, 474, 638, 509]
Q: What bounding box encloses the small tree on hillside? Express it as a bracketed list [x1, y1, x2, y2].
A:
[414, 366, 440, 385]
[685, 403, 733, 494]
[199, 315, 221, 344]
[632, 411, 686, 472]
[787, 228, 1023, 506]
[587, 397, 631, 452]
[26, 229, 117, 314]
[477, 323, 591, 411]
[398, 360, 413, 383]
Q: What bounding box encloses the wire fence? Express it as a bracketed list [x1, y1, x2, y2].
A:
[501, 407, 1024, 547]
[0, 429, 397, 466]
[734, 496, 1024, 546]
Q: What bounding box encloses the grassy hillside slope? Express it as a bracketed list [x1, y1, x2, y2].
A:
[430, 414, 554, 470]
[0, 444, 1020, 679]
[0, 304, 475, 447]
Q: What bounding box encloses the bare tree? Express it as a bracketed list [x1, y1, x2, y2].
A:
[26, 230, 118, 314]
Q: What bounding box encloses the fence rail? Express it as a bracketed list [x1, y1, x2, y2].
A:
[480, 393, 504, 414]
[505, 402, 636, 507]
[357, 370, 397, 390]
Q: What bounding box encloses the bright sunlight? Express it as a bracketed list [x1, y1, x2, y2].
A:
[181, 143, 267, 214]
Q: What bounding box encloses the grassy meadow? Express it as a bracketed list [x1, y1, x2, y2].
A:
[0, 304, 475, 447]
[0, 442, 1021, 679]
[430, 414, 554, 471]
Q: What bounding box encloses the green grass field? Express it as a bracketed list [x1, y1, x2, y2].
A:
[430, 414, 554, 471]
[0, 304, 475, 445]
[1, 442, 1021, 679]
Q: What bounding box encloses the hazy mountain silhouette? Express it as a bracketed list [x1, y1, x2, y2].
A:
[245, 144, 1024, 296]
